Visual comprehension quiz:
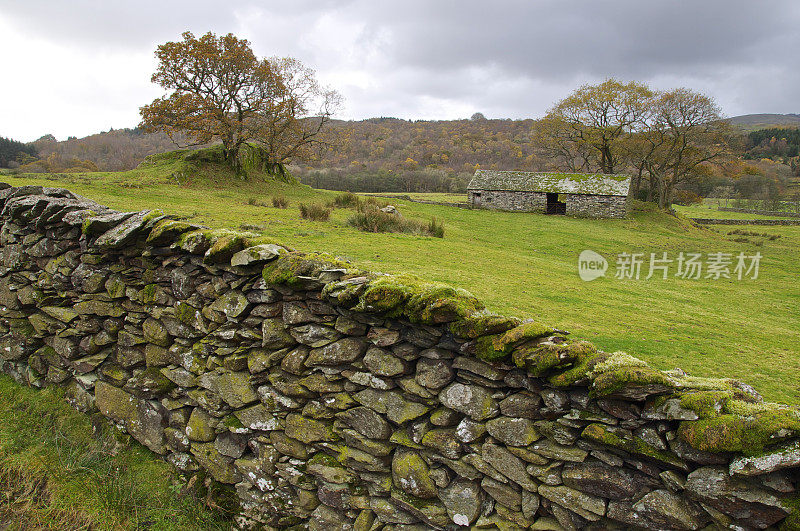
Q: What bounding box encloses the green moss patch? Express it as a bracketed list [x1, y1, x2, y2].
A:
[356, 275, 413, 315]
[404, 283, 484, 324]
[356, 275, 485, 324]
[678, 404, 800, 455]
[677, 390, 733, 418]
[449, 311, 521, 339]
[262, 252, 351, 288]
[547, 347, 608, 388]
[780, 492, 800, 531]
[591, 365, 673, 397]
[140, 284, 160, 305]
[146, 219, 197, 245]
[203, 234, 249, 264]
[512, 341, 578, 376]
[475, 321, 555, 362]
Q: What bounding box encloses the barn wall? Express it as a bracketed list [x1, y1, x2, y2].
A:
[468, 190, 547, 212]
[469, 190, 627, 218]
[564, 194, 628, 218]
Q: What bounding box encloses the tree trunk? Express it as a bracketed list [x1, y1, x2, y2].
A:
[600, 141, 614, 174]
[658, 177, 673, 210]
[222, 141, 245, 178]
[646, 174, 658, 202]
[630, 167, 644, 200]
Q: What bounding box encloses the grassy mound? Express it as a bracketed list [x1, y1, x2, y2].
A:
[138, 145, 297, 186]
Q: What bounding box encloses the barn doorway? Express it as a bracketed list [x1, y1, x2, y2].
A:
[546, 193, 566, 214]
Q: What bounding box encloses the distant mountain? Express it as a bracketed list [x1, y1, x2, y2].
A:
[727, 114, 800, 131]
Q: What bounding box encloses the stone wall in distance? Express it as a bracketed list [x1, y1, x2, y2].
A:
[1, 183, 798, 530]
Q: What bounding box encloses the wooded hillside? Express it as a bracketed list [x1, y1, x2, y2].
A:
[18, 116, 800, 196]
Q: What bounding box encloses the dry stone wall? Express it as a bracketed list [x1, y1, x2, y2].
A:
[1, 183, 799, 530]
[690, 218, 800, 226]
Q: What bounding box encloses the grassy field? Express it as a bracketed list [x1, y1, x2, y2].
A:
[367, 192, 469, 204]
[674, 200, 800, 220]
[0, 375, 230, 530]
[2, 165, 800, 407]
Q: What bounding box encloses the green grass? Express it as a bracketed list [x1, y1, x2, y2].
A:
[0, 375, 230, 530]
[674, 200, 797, 220]
[2, 165, 799, 405]
[371, 192, 468, 204]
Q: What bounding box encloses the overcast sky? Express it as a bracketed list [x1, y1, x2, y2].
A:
[2, 0, 799, 142]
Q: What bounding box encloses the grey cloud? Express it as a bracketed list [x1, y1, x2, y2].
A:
[353, 0, 799, 78]
[0, 0, 798, 137]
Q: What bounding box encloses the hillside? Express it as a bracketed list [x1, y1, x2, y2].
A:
[728, 113, 800, 131]
[23, 114, 800, 195]
[32, 115, 800, 176]
[31, 129, 211, 172]
[29, 119, 548, 188]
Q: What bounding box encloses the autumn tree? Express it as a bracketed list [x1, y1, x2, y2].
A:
[642, 88, 731, 208]
[139, 31, 341, 176]
[536, 79, 732, 208]
[537, 79, 654, 174]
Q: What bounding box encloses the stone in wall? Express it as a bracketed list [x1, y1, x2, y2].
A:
[0, 183, 798, 530]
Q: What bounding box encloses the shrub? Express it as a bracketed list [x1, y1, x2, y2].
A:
[346, 205, 444, 237]
[330, 191, 360, 209]
[327, 192, 389, 211]
[427, 217, 445, 238]
[673, 190, 703, 206]
[361, 196, 389, 210]
[272, 195, 288, 208]
[299, 203, 331, 221]
[246, 197, 269, 207]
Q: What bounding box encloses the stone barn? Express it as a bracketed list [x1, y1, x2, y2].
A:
[467, 170, 630, 218]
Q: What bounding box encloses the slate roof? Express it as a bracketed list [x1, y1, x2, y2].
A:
[467, 170, 631, 196]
